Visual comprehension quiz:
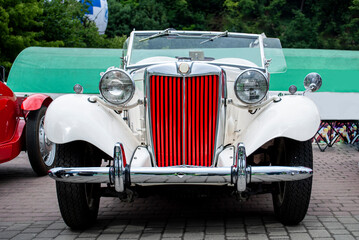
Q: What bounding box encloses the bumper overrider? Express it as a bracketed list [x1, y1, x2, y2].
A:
[48, 142, 313, 192]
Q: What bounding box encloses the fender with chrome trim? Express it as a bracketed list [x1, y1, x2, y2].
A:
[21, 93, 52, 111]
[44, 94, 140, 158]
[237, 95, 320, 156]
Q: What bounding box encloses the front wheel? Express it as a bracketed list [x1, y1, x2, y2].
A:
[272, 138, 313, 225]
[26, 106, 56, 176]
[56, 141, 102, 229]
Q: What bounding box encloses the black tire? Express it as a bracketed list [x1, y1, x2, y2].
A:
[26, 106, 56, 176]
[272, 138, 313, 225]
[56, 141, 102, 229]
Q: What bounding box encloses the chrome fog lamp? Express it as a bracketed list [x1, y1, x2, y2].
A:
[73, 84, 83, 94]
[304, 73, 322, 92]
[99, 68, 135, 105]
[234, 69, 268, 104]
[288, 85, 297, 95]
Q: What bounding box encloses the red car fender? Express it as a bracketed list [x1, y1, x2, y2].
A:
[21, 94, 53, 111]
[0, 119, 25, 164]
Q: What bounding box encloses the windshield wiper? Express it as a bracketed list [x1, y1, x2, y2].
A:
[200, 31, 229, 44]
[139, 28, 176, 42]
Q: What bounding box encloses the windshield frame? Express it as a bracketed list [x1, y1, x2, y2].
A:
[125, 30, 266, 70]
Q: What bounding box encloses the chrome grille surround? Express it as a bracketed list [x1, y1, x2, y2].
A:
[144, 62, 226, 167]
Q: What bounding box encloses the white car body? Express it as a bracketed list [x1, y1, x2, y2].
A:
[45, 30, 322, 228]
[45, 87, 319, 162]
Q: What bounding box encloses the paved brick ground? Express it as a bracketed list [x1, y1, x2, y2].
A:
[0, 143, 358, 240]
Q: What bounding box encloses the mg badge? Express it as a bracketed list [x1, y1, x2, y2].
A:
[178, 63, 189, 74]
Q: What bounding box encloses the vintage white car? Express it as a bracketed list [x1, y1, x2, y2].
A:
[45, 29, 322, 229]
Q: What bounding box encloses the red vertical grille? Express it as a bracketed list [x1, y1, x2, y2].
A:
[149, 75, 219, 167]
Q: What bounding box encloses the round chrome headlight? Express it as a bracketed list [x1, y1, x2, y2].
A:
[99, 68, 135, 105]
[234, 69, 268, 104]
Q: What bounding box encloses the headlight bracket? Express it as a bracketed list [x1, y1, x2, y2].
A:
[227, 95, 281, 111]
[88, 96, 143, 111]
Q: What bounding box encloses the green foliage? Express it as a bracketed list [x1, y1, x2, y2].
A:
[280, 10, 319, 48]
[106, 0, 224, 37]
[106, 0, 136, 37]
[341, 0, 359, 49]
[1, 0, 359, 77]
[41, 0, 125, 48]
[223, 0, 359, 49]
[0, 0, 125, 76]
[41, 0, 87, 47]
[0, 0, 44, 71]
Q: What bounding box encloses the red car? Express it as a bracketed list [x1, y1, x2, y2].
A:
[0, 66, 55, 176]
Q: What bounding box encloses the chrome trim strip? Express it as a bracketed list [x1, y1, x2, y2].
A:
[214, 145, 224, 167]
[126, 63, 266, 72]
[144, 69, 156, 167]
[182, 73, 186, 165]
[125, 31, 135, 71]
[212, 71, 226, 166]
[259, 34, 265, 68]
[132, 30, 261, 38]
[145, 74, 154, 167]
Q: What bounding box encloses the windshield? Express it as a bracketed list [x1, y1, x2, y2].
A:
[263, 38, 287, 73]
[129, 32, 263, 67]
[127, 31, 287, 73]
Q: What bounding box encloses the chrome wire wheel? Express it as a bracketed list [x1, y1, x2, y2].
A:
[27, 106, 57, 176]
[274, 142, 286, 205]
[85, 183, 97, 209]
[38, 116, 56, 167]
[276, 181, 286, 205]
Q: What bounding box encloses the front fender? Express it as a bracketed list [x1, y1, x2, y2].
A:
[239, 95, 320, 155]
[21, 94, 52, 111]
[44, 94, 140, 158]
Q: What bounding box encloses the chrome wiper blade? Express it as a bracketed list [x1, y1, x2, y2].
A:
[139, 28, 175, 42]
[200, 31, 229, 44]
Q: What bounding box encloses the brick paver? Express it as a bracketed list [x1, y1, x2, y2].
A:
[0, 143, 358, 239]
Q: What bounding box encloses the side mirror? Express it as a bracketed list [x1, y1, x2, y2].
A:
[304, 72, 322, 92]
[0, 66, 5, 83]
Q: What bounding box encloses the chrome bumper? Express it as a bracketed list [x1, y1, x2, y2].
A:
[48, 143, 313, 192]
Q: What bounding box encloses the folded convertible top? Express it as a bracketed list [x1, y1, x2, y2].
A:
[7, 47, 123, 94]
[7, 47, 359, 94]
[271, 48, 359, 93]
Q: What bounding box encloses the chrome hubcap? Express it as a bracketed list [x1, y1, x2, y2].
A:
[277, 182, 286, 204]
[39, 116, 56, 166]
[275, 140, 286, 205]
